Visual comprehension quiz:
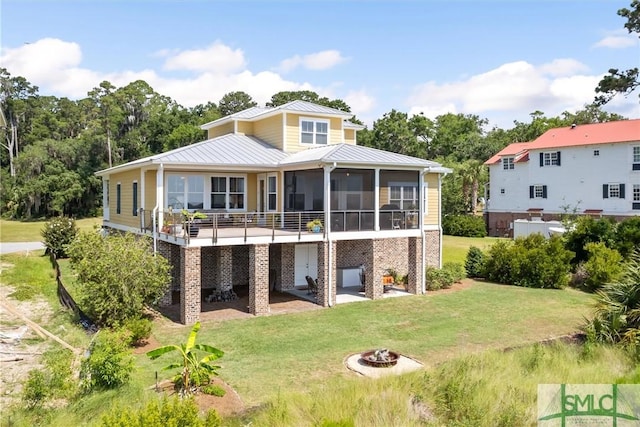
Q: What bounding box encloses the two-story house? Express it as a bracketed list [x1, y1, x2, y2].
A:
[484, 119, 640, 237]
[96, 100, 451, 324]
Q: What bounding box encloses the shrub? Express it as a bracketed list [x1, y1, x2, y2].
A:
[122, 317, 153, 347]
[465, 246, 485, 278]
[201, 383, 226, 397]
[426, 263, 463, 291]
[483, 234, 573, 289]
[443, 214, 487, 237]
[81, 330, 133, 391]
[614, 217, 640, 258]
[564, 216, 616, 265]
[41, 216, 78, 258]
[67, 232, 171, 327]
[101, 397, 220, 427]
[582, 242, 624, 292]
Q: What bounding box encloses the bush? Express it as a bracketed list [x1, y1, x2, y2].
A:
[101, 397, 220, 427]
[122, 317, 152, 347]
[465, 246, 485, 278]
[564, 216, 616, 265]
[443, 215, 487, 237]
[81, 330, 133, 391]
[426, 263, 463, 291]
[582, 242, 624, 292]
[614, 217, 640, 258]
[483, 234, 573, 289]
[41, 216, 78, 258]
[201, 383, 226, 397]
[67, 232, 171, 327]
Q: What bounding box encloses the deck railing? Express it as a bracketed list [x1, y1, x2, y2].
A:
[140, 208, 419, 244]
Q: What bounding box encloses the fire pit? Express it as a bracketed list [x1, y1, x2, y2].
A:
[360, 348, 399, 368]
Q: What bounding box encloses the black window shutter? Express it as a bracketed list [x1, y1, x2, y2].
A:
[603, 184, 609, 199]
[542, 185, 548, 199]
[133, 182, 138, 216]
[116, 184, 121, 214]
[539, 153, 544, 167]
[620, 184, 626, 199]
[529, 186, 534, 199]
[556, 151, 561, 166]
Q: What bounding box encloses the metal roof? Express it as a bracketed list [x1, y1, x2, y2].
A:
[280, 143, 446, 169]
[277, 100, 353, 117]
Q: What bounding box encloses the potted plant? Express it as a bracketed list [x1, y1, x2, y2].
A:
[182, 210, 208, 238]
[306, 218, 323, 233]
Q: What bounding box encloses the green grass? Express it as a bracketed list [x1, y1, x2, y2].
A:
[147, 282, 593, 406]
[442, 235, 504, 264]
[0, 217, 101, 242]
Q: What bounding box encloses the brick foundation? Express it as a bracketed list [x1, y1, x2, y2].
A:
[424, 230, 441, 268]
[317, 241, 336, 307]
[180, 246, 201, 325]
[279, 244, 296, 290]
[219, 247, 233, 292]
[407, 237, 422, 294]
[249, 244, 270, 315]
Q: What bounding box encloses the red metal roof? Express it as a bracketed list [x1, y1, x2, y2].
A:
[484, 119, 640, 165]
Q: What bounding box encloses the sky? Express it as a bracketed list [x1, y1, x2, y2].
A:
[1, 0, 639, 129]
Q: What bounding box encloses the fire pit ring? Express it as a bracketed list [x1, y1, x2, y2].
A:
[360, 349, 400, 368]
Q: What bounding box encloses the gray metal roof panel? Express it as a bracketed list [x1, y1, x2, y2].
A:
[152, 134, 287, 166]
[280, 144, 443, 168]
[278, 100, 353, 117]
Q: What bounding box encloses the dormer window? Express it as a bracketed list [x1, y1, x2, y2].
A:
[502, 157, 514, 170]
[300, 118, 328, 145]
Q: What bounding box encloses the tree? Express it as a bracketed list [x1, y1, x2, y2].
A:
[368, 109, 431, 158]
[266, 90, 352, 113]
[218, 91, 257, 116]
[67, 232, 171, 327]
[88, 81, 121, 168]
[431, 113, 488, 161]
[147, 321, 224, 395]
[595, 1, 640, 105]
[456, 159, 486, 213]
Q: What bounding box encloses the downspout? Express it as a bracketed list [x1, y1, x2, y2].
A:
[438, 171, 449, 268]
[420, 168, 429, 294]
[325, 162, 337, 307]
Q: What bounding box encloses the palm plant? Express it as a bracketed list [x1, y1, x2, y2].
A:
[147, 322, 224, 395]
[587, 250, 640, 345]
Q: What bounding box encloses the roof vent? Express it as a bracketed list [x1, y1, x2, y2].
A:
[570, 123, 576, 129]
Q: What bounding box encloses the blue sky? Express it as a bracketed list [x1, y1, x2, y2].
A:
[1, 0, 638, 128]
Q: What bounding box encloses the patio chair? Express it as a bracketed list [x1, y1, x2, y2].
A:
[305, 275, 318, 295]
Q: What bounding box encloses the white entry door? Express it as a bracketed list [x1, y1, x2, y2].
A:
[294, 244, 318, 286]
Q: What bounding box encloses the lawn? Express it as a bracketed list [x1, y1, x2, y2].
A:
[442, 234, 504, 264]
[0, 217, 102, 242]
[147, 282, 594, 405]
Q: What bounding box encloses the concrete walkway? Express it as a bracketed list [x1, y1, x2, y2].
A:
[0, 242, 45, 255]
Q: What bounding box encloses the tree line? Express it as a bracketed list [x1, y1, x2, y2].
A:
[1, 1, 637, 220]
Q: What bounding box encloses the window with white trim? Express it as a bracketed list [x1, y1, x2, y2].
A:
[543, 151, 560, 166]
[390, 182, 426, 211]
[267, 175, 277, 211]
[167, 175, 205, 210]
[633, 146, 640, 171]
[502, 157, 514, 170]
[211, 176, 245, 210]
[593, 150, 599, 156]
[529, 184, 547, 199]
[603, 183, 625, 199]
[633, 184, 640, 210]
[609, 183, 620, 198]
[187, 176, 204, 209]
[300, 118, 329, 145]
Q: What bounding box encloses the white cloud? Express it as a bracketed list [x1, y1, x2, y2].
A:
[344, 89, 376, 113]
[406, 59, 634, 128]
[592, 30, 638, 49]
[277, 49, 347, 73]
[162, 41, 246, 73]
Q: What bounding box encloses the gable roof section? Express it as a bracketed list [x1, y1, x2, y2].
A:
[280, 143, 449, 171]
[200, 100, 354, 130]
[484, 119, 640, 165]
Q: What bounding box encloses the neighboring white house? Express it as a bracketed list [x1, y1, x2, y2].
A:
[484, 119, 640, 237]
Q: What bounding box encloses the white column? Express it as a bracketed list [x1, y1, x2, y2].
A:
[374, 168, 380, 231]
[156, 165, 164, 227]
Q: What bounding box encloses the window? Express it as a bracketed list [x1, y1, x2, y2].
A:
[500, 188, 505, 195]
[267, 175, 277, 211]
[186, 176, 204, 209]
[167, 175, 205, 210]
[132, 182, 138, 216]
[593, 150, 599, 156]
[116, 183, 121, 214]
[211, 176, 245, 210]
[389, 181, 425, 211]
[300, 118, 329, 145]
[167, 175, 185, 209]
[502, 157, 514, 170]
[603, 183, 625, 199]
[540, 151, 561, 166]
[529, 185, 547, 199]
[634, 184, 640, 210]
[633, 146, 640, 170]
